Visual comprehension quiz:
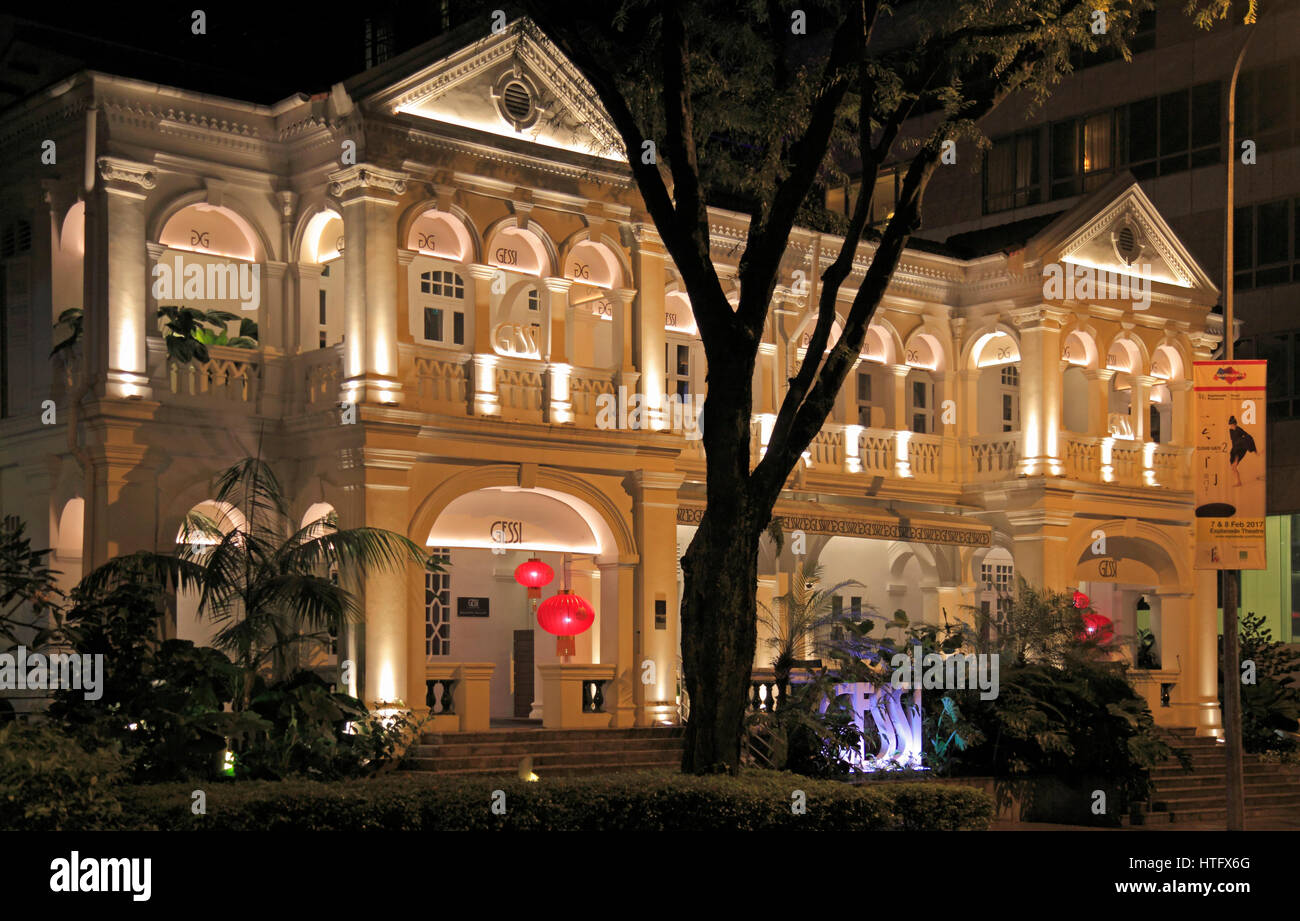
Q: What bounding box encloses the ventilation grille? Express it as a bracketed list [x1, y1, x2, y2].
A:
[502, 81, 532, 122]
[1116, 225, 1138, 263]
[1, 220, 31, 258]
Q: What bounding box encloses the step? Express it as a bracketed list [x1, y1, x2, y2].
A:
[1152, 783, 1300, 805]
[419, 727, 682, 745]
[409, 737, 684, 758]
[403, 761, 678, 778]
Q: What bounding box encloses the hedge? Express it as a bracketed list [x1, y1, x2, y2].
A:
[84, 770, 992, 831]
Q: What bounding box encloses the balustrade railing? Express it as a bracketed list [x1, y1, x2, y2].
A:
[162, 344, 260, 406]
[967, 434, 1019, 481]
[905, 432, 943, 480]
[857, 428, 895, 476]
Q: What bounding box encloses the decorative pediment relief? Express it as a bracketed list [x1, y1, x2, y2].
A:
[368, 19, 625, 162]
[1044, 180, 1217, 297]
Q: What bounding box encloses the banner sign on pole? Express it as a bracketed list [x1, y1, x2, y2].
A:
[1193, 360, 1267, 570]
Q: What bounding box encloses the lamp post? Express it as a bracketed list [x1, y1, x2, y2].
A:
[1222, 18, 1256, 834]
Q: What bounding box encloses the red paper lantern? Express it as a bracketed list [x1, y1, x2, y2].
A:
[536, 589, 595, 657]
[1079, 612, 1114, 644]
[514, 558, 554, 600]
[1072, 590, 1090, 609]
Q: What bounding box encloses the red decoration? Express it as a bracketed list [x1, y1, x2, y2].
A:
[514, 558, 554, 600]
[1072, 590, 1090, 609]
[536, 589, 595, 657]
[1079, 612, 1114, 644]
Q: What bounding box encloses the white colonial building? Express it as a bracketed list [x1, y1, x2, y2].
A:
[0, 18, 1225, 735]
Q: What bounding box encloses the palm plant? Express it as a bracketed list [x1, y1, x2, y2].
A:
[757, 561, 863, 693]
[84, 458, 436, 707]
[157, 306, 258, 363]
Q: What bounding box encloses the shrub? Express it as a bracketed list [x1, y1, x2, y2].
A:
[102, 771, 991, 832]
[0, 721, 126, 831]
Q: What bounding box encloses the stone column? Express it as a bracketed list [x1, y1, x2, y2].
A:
[329, 164, 407, 406]
[356, 451, 416, 709]
[631, 230, 668, 429]
[597, 558, 638, 728]
[1169, 379, 1193, 444]
[613, 287, 640, 397]
[87, 157, 156, 400]
[466, 263, 499, 416]
[542, 276, 573, 423]
[1087, 368, 1114, 435]
[1133, 374, 1156, 442]
[624, 471, 683, 725]
[396, 249, 416, 346]
[1010, 306, 1067, 476]
[276, 191, 298, 349]
[295, 264, 323, 355]
[888, 364, 910, 431]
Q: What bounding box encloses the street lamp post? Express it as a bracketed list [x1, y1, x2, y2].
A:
[1222, 20, 1256, 834]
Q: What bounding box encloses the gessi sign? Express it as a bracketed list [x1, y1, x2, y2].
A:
[1193, 360, 1266, 570]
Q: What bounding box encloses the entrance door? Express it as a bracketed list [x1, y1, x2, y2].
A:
[513, 630, 534, 718]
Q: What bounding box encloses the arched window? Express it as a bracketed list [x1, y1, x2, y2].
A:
[419, 270, 466, 346]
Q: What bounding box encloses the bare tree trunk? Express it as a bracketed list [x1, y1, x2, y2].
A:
[680, 506, 761, 774]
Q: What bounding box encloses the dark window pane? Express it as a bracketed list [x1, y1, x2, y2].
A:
[857, 372, 871, 402]
[1126, 97, 1158, 164]
[1191, 82, 1221, 150]
[1258, 200, 1289, 266]
[912, 380, 927, 408]
[424, 307, 443, 341]
[676, 344, 690, 376]
[452, 312, 465, 345]
[1234, 205, 1253, 269]
[1051, 121, 1079, 197]
[1160, 90, 1189, 155]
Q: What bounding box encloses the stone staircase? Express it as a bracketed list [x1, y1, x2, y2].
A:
[1135, 727, 1300, 825]
[403, 727, 684, 777]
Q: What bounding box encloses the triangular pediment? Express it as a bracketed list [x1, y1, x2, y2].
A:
[1025, 175, 1218, 299]
[364, 18, 626, 162]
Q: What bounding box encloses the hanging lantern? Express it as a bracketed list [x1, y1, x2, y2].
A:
[1072, 590, 1090, 609]
[1079, 612, 1114, 644]
[536, 589, 595, 658]
[514, 558, 554, 600]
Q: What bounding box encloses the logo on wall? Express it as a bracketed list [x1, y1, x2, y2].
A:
[494, 247, 519, 266]
[490, 520, 523, 544]
[190, 229, 210, 249]
[417, 232, 436, 250]
[1097, 558, 1118, 578]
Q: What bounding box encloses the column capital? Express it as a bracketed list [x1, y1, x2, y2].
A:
[96, 156, 155, 199]
[623, 470, 685, 494]
[328, 164, 408, 202]
[466, 262, 498, 281]
[542, 275, 573, 295]
[276, 189, 299, 220]
[397, 248, 417, 266]
[1008, 304, 1071, 331]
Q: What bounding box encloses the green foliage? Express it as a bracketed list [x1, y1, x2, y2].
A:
[236, 672, 423, 780]
[757, 561, 861, 681]
[1221, 611, 1300, 753]
[747, 669, 863, 778]
[0, 721, 126, 831]
[98, 771, 992, 831]
[0, 516, 68, 648]
[157, 306, 257, 363]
